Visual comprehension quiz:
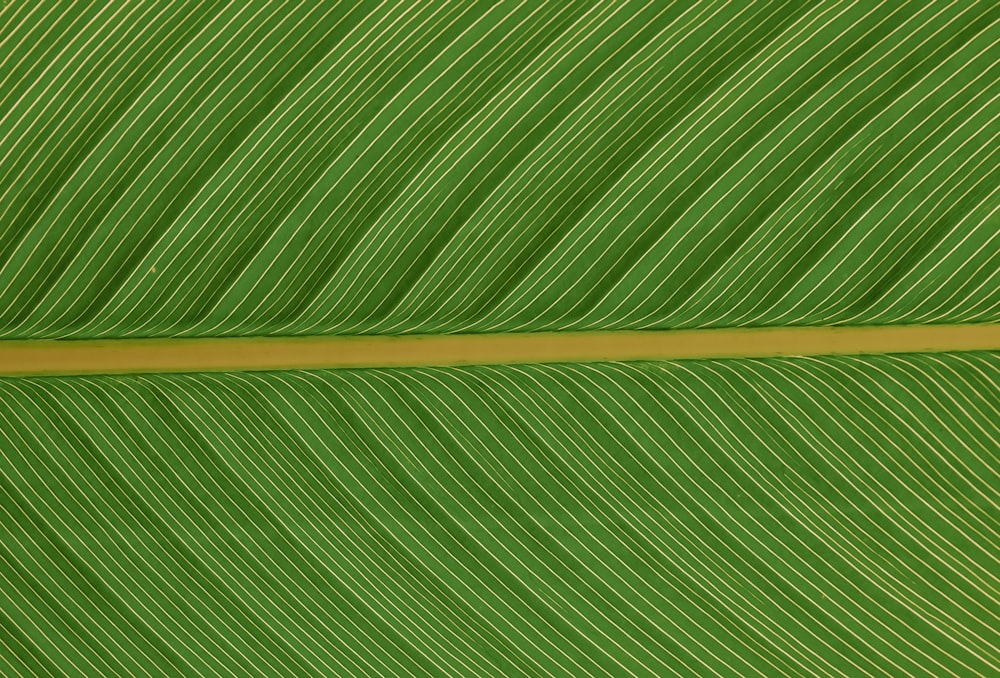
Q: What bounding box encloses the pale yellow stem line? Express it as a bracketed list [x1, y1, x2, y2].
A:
[0, 324, 996, 377]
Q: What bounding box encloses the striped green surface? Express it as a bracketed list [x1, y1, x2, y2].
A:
[1, 353, 998, 676]
[0, 1, 998, 339]
[3, 2, 999, 676]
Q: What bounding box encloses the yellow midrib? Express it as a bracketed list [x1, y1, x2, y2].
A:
[0, 324, 997, 376]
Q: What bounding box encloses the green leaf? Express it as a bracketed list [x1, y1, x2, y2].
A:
[0, 1, 997, 338]
[1, 353, 997, 676]
[1, 3, 998, 677]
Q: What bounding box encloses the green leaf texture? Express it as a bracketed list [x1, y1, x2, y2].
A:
[1, 1, 998, 339]
[1, 353, 997, 676]
[2, 2, 999, 677]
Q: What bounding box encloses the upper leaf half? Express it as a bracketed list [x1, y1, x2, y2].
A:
[1, 0, 997, 339]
